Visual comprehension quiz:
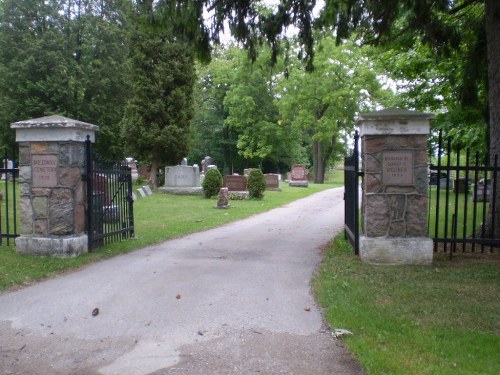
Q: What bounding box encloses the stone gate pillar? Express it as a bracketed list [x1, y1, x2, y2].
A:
[358, 109, 434, 265]
[11, 115, 98, 256]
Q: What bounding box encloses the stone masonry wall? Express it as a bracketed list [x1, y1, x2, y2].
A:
[362, 134, 428, 237]
[18, 141, 85, 236]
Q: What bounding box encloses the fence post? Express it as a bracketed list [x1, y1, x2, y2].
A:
[357, 109, 434, 265]
[10, 115, 98, 257]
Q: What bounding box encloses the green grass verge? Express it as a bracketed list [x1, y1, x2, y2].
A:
[428, 186, 486, 238]
[313, 235, 500, 375]
[0, 176, 341, 292]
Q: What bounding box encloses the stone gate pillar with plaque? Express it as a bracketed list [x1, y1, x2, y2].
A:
[11, 115, 98, 256]
[358, 109, 434, 265]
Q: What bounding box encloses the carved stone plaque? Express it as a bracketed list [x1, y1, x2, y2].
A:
[382, 150, 413, 185]
[32, 154, 58, 187]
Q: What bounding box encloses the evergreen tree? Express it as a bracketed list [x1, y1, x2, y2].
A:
[121, 2, 196, 187]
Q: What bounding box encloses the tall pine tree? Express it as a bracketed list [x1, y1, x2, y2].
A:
[121, 1, 196, 187]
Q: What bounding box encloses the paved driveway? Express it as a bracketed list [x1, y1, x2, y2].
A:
[0, 187, 364, 374]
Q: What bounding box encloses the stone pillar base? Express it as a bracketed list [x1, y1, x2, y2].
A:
[15, 234, 88, 257]
[359, 236, 433, 265]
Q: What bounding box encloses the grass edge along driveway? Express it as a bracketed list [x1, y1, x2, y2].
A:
[313, 235, 500, 375]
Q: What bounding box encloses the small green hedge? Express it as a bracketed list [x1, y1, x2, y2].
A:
[247, 169, 266, 199]
[202, 168, 223, 198]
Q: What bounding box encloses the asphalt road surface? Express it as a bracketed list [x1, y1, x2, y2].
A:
[0, 187, 365, 375]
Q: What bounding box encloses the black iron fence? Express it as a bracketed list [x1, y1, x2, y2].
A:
[85, 137, 134, 251]
[429, 131, 500, 256]
[0, 153, 19, 246]
[344, 131, 361, 255]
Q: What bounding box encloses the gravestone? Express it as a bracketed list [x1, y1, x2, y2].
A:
[125, 157, 139, 182]
[215, 187, 230, 209]
[142, 185, 153, 195]
[265, 173, 281, 191]
[137, 187, 147, 197]
[474, 178, 491, 202]
[224, 175, 247, 191]
[358, 108, 434, 265]
[1, 159, 13, 180]
[159, 164, 203, 195]
[223, 174, 249, 199]
[11, 115, 98, 256]
[289, 164, 308, 187]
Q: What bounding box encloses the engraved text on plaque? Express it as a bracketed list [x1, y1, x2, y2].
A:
[382, 150, 413, 185]
[32, 154, 58, 187]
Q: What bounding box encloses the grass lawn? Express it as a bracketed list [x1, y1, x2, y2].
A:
[428, 186, 487, 239]
[0, 171, 343, 292]
[313, 235, 500, 375]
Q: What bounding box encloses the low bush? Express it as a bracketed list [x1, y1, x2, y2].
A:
[202, 168, 223, 198]
[247, 169, 266, 199]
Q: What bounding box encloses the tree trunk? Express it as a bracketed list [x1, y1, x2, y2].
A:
[313, 140, 325, 183]
[485, 0, 500, 237]
[149, 158, 161, 189]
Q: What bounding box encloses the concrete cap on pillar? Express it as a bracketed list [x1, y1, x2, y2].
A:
[357, 108, 435, 136]
[11, 115, 99, 142]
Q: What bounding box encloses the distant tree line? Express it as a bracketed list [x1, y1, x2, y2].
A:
[0, 1, 493, 187]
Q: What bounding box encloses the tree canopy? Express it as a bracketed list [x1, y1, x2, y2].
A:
[0, 0, 131, 159]
[121, 2, 196, 186]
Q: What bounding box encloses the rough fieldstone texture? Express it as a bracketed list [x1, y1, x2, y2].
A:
[20, 183, 30, 196]
[59, 143, 84, 166]
[364, 195, 390, 236]
[32, 196, 48, 219]
[49, 188, 74, 235]
[31, 142, 48, 153]
[34, 219, 48, 235]
[365, 174, 382, 193]
[362, 133, 429, 238]
[19, 197, 33, 235]
[75, 182, 84, 204]
[19, 145, 30, 165]
[364, 153, 380, 173]
[59, 166, 81, 187]
[31, 188, 51, 196]
[75, 204, 86, 233]
[19, 166, 31, 183]
[406, 195, 428, 236]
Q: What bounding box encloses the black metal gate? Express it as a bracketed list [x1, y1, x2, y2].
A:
[344, 131, 361, 255]
[429, 131, 500, 255]
[0, 150, 19, 246]
[85, 137, 134, 251]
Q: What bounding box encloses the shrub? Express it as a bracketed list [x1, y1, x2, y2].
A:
[202, 168, 223, 198]
[247, 169, 266, 199]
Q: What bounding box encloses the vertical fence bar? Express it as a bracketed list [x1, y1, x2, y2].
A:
[462, 148, 471, 252]
[443, 138, 452, 252]
[85, 136, 93, 252]
[452, 147, 461, 253]
[472, 153, 480, 252]
[490, 155, 498, 252]
[434, 131, 443, 252]
[481, 154, 489, 252]
[354, 130, 360, 256]
[4, 154, 10, 245]
[128, 165, 135, 240]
